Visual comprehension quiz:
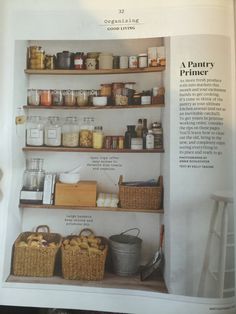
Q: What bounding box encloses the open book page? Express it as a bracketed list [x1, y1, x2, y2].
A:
[0, 0, 235, 313]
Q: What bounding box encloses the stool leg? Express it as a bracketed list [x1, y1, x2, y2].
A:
[218, 201, 228, 298]
[198, 200, 219, 296]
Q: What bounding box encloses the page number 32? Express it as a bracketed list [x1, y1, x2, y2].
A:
[119, 9, 124, 14]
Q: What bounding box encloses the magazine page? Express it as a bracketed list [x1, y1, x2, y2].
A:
[0, 0, 235, 313]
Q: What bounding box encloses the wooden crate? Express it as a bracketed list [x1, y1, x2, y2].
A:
[55, 181, 97, 206]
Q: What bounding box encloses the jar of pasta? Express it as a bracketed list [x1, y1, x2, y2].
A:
[93, 126, 103, 149]
[62, 117, 79, 147]
[79, 117, 94, 148]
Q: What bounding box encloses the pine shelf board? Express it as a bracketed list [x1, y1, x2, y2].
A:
[7, 271, 168, 293]
[24, 66, 165, 75]
[23, 103, 164, 110]
[22, 147, 164, 153]
[19, 203, 164, 214]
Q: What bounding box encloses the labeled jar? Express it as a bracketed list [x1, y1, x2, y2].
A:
[44, 116, 62, 147]
[138, 53, 148, 68]
[124, 125, 137, 149]
[79, 117, 94, 148]
[152, 122, 163, 149]
[52, 90, 63, 106]
[26, 116, 44, 146]
[76, 90, 89, 107]
[40, 90, 52, 106]
[129, 55, 138, 68]
[131, 138, 143, 150]
[64, 90, 76, 106]
[74, 52, 84, 69]
[93, 126, 103, 149]
[119, 56, 128, 69]
[27, 89, 40, 106]
[62, 117, 79, 147]
[146, 130, 154, 149]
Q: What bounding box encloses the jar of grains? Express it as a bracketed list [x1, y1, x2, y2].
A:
[64, 90, 76, 106]
[93, 126, 103, 149]
[62, 117, 79, 147]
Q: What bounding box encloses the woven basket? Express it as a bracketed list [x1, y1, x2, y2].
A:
[61, 228, 108, 280]
[12, 225, 62, 277]
[119, 175, 163, 210]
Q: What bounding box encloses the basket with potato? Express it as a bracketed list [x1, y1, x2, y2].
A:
[61, 228, 108, 280]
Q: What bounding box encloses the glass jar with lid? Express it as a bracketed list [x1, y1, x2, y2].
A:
[27, 89, 40, 106]
[44, 116, 62, 147]
[79, 117, 94, 148]
[52, 90, 63, 106]
[40, 90, 52, 106]
[62, 117, 79, 147]
[93, 126, 104, 149]
[26, 116, 44, 146]
[76, 90, 89, 107]
[64, 90, 76, 106]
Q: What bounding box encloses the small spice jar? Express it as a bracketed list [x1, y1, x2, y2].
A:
[118, 136, 124, 149]
[129, 55, 138, 68]
[105, 136, 112, 149]
[40, 90, 52, 106]
[93, 126, 104, 149]
[62, 117, 79, 147]
[44, 116, 62, 147]
[26, 116, 44, 146]
[45, 54, 56, 69]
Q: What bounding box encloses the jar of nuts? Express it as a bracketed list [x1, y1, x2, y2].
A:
[79, 117, 94, 148]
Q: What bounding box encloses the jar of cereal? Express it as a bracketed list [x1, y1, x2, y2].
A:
[79, 117, 94, 148]
[62, 117, 79, 147]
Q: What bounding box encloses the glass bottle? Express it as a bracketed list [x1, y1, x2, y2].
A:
[142, 118, 148, 149]
[124, 125, 137, 149]
[44, 116, 62, 147]
[135, 118, 143, 137]
[152, 122, 163, 149]
[93, 126, 104, 149]
[62, 117, 79, 147]
[79, 117, 94, 148]
[26, 116, 44, 146]
[146, 130, 154, 149]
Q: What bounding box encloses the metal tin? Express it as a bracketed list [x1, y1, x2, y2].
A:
[129, 55, 138, 68]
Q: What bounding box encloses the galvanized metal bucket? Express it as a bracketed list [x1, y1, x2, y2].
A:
[109, 228, 142, 276]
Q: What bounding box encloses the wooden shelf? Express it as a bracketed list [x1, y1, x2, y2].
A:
[24, 66, 165, 75]
[23, 103, 164, 110]
[19, 203, 164, 214]
[7, 271, 168, 293]
[22, 147, 164, 153]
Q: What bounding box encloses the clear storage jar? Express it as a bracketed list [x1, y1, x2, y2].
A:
[76, 90, 89, 107]
[62, 117, 79, 147]
[27, 89, 40, 106]
[40, 90, 52, 106]
[64, 90, 76, 106]
[26, 116, 44, 146]
[79, 117, 94, 148]
[93, 126, 103, 149]
[44, 116, 62, 147]
[52, 90, 63, 106]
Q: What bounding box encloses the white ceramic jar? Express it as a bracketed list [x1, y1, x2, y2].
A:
[98, 53, 113, 69]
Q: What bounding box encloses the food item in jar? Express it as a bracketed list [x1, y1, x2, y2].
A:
[64, 90, 76, 106]
[40, 90, 52, 106]
[115, 94, 128, 106]
[62, 132, 79, 147]
[45, 55, 56, 69]
[80, 129, 93, 148]
[93, 126, 103, 149]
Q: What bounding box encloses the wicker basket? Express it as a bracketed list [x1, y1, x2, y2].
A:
[12, 225, 62, 277]
[61, 228, 108, 280]
[119, 175, 163, 210]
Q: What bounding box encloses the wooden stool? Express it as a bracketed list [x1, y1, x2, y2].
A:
[198, 191, 234, 297]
